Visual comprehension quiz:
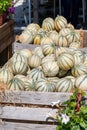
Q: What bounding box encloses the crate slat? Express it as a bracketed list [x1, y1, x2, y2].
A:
[0, 122, 56, 130]
[0, 106, 57, 122]
[0, 91, 71, 105]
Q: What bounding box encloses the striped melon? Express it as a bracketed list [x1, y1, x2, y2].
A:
[42, 61, 59, 77]
[37, 28, 47, 37]
[12, 52, 27, 64]
[13, 61, 28, 75]
[73, 50, 85, 65]
[27, 68, 45, 82]
[41, 36, 54, 45]
[18, 49, 32, 59]
[48, 30, 59, 45]
[66, 31, 80, 45]
[59, 28, 72, 36]
[21, 77, 35, 91]
[57, 35, 68, 47]
[65, 76, 76, 86]
[71, 63, 87, 77]
[56, 77, 74, 92]
[0, 68, 14, 83]
[54, 15, 67, 31]
[55, 47, 67, 58]
[35, 78, 55, 92]
[42, 17, 55, 31]
[67, 23, 74, 29]
[75, 74, 87, 91]
[42, 43, 55, 56]
[28, 54, 41, 68]
[7, 77, 24, 91]
[34, 34, 42, 45]
[26, 23, 40, 36]
[33, 47, 44, 59]
[57, 52, 74, 70]
[42, 54, 55, 64]
[69, 41, 82, 48]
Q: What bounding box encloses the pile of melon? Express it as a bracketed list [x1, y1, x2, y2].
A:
[16, 15, 84, 48]
[0, 15, 86, 93]
[0, 45, 87, 92]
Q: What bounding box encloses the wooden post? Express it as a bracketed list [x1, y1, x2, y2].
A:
[32, 0, 39, 23]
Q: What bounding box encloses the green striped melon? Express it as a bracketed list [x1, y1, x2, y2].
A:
[27, 68, 45, 82]
[65, 76, 76, 86]
[57, 52, 74, 70]
[33, 47, 44, 59]
[67, 23, 74, 29]
[59, 28, 72, 36]
[42, 54, 55, 64]
[69, 41, 82, 48]
[7, 77, 24, 91]
[42, 17, 55, 31]
[24, 78, 35, 91]
[18, 49, 32, 59]
[71, 63, 87, 77]
[26, 23, 40, 36]
[56, 77, 74, 92]
[37, 28, 47, 37]
[54, 15, 67, 31]
[41, 36, 54, 45]
[13, 61, 28, 75]
[48, 30, 59, 45]
[0, 68, 14, 83]
[75, 74, 87, 91]
[12, 52, 27, 64]
[28, 54, 41, 68]
[73, 50, 85, 65]
[35, 78, 55, 92]
[42, 43, 55, 56]
[57, 35, 68, 47]
[42, 61, 59, 77]
[66, 31, 80, 45]
[55, 47, 67, 58]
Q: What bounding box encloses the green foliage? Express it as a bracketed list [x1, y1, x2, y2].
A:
[56, 89, 87, 130]
[0, 0, 12, 14]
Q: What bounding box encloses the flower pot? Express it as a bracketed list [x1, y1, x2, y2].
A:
[0, 14, 3, 26]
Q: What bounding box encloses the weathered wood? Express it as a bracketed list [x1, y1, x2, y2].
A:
[0, 106, 57, 122]
[0, 122, 56, 130]
[0, 91, 71, 105]
[0, 20, 14, 57]
[13, 41, 39, 52]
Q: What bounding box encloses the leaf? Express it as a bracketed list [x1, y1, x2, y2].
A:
[71, 125, 80, 130]
[80, 121, 87, 129]
[80, 106, 87, 114]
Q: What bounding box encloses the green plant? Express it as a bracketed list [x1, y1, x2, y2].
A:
[46, 89, 87, 130]
[0, 0, 12, 14]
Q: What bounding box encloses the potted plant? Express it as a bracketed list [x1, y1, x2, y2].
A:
[46, 89, 87, 130]
[0, 0, 12, 25]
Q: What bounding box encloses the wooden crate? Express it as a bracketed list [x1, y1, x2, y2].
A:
[0, 20, 14, 57]
[13, 29, 87, 53]
[0, 91, 72, 130]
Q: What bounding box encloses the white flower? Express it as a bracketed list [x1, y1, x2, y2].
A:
[46, 111, 57, 120]
[61, 114, 70, 124]
[51, 100, 61, 107]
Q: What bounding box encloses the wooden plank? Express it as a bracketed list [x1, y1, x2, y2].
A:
[0, 122, 56, 130]
[13, 41, 39, 52]
[0, 106, 57, 122]
[0, 20, 14, 33]
[0, 91, 71, 105]
[0, 33, 14, 53]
